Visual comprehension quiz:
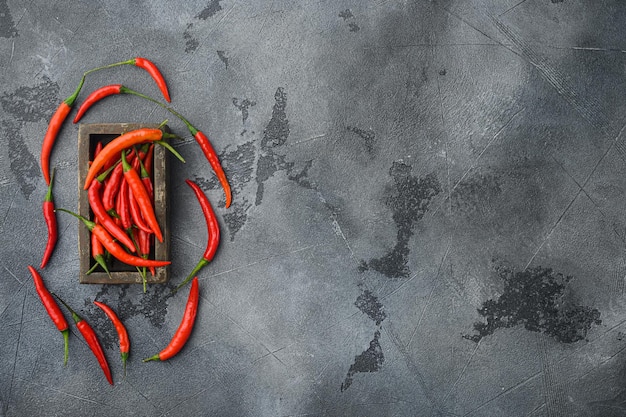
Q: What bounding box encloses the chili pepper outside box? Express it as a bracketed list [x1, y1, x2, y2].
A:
[77, 123, 170, 284]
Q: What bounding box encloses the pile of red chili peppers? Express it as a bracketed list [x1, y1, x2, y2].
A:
[27, 57, 226, 385]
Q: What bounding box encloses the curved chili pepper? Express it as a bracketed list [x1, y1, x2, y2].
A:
[128, 183, 153, 234]
[118, 179, 132, 231]
[133, 57, 171, 102]
[82, 57, 170, 102]
[83, 127, 180, 190]
[73, 84, 122, 123]
[41, 76, 85, 185]
[88, 169, 136, 252]
[121, 150, 163, 242]
[138, 228, 155, 278]
[174, 180, 220, 293]
[28, 265, 69, 365]
[192, 129, 232, 208]
[102, 163, 124, 211]
[56, 208, 171, 268]
[93, 301, 130, 376]
[54, 295, 113, 385]
[143, 277, 199, 362]
[90, 218, 111, 278]
[142, 144, 154, 176]
[40, 168, 58, 269]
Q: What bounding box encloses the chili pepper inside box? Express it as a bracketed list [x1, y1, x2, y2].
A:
[77, 123, 170, 284]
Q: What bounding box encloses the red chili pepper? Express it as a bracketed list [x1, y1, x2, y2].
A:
[143, 277, 199, 362]
[28, 265, 69, 365]
[82, 57, 170, 102]
[138, 228, 155, 278]
[93, 301, 130, 375]
[133, 57, 171, 102]
[118, 178, 132, 231]
[40, 168, 58, 269]
[56, 208, 171, 268]
[142, 144, 154, 176]
[40, 77, 85, 185]
[88, 168, 136, 252]
[192, 130, 232, 208]
[54, 295, 113, 385]
[102, 162, 124, 211]
[90, 218, 111, 278]
[121, 150, 163, 242]
[174, 180, 220, 292]
[128, 180, 153, 234]
[83, 127, 182, 190]
[73, 84, 122, 123]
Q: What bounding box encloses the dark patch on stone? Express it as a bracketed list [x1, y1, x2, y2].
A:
[361, 162, 441, 278]
[94, 284, 173, 331]
[193, 140, 256, 239]
[287, 160, 314, 190]
[355, 288, 386, 326]
[341, 330, 384, 391]
[255, 87, 292, 206]
[439, 68, 447, 76]
[346, 126, 375, 153]
[339, 9, 353, 21]
[3, 119, 39, 199]
[232, 98, 256, 124]
[0, 0, 18, 38]
[450, 172, 501, 216]
[464, 265, 602, 343]
[196, 0, 223, 20]
[0, 77, 60, 123]
[222, 198, 249, 241]
[183, 23, 199, 53]
[261, 88, 289, 149]
[348, 23, 361, 32]
[551, 0, 564, 3]
[217, 50, 229, 69]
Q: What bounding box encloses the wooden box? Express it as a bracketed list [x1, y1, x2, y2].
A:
[77, 123, 170, 284]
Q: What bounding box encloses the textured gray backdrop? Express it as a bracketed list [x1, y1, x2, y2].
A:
[1, 1, 625, 416]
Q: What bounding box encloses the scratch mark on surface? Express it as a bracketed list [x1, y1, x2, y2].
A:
[8, 290, 26, 407]
[405, 235, 453, 349]
[288, 134, 327, 147]
[442, 340, 482, 404]
[525, 122, 626, 269]
[201, 243, 323, 280]
[384, 326, 445, 413]
[491, 16, 612, 137]
[431, 107, 525, 217]
[498, 0, 530, 17]
[0, 188, 18, 232]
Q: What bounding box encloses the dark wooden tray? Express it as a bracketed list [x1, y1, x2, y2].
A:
[77, 123, 170, 284]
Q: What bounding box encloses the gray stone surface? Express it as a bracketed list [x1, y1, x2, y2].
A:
[1, 0, 625, 416]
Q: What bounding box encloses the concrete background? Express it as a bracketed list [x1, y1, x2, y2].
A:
[1, 0, 625, 416]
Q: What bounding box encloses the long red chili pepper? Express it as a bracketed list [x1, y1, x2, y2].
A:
[93, 301, 130, 375]
[88, 168, 136, 252]
[118, 179, 132, 230]
[82, 57, 170, 102]
[73, 84, 123, 123]
[102, 162, 124, 211]
[121, 150, 163, 242]
[40, 168, 58, 269]
[41, 77, 85, 185]
[138, 228, 155, 278]
[143, 277, 199, 362]
[192, 129, 232, 208]
[28, 265, 69, 365]
[54, 295, 113, 385]
[128, 183, 153, 234]
[174, 180, 220, 292]
[90, 218, 111, 278]
[83, 127, 183, 190]
[73, 85, 231, 207]
[56, 208, 171, 268]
